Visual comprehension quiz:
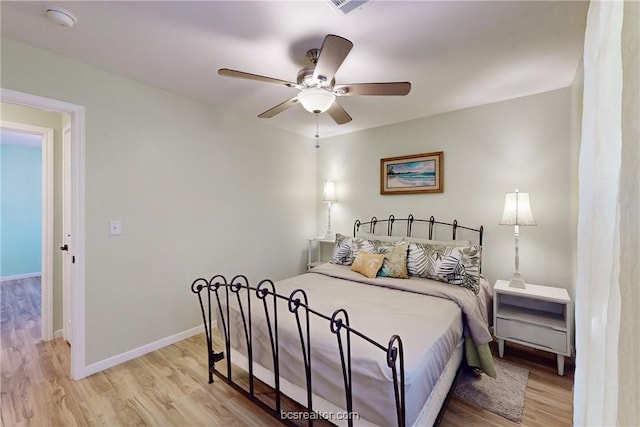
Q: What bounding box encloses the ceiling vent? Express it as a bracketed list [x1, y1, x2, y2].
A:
[327, 0, 369, 15]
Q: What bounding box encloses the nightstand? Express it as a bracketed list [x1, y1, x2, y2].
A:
[493, 280, 572, 376]
[307, 237, 335, 271]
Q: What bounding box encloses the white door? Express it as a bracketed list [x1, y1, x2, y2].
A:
[61, 124, 73, 345]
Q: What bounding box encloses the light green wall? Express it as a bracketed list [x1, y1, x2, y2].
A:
[618, 1, 640, 423]
[316, 88, 578, 294]
[1, 102, 66, 332]
[1, 38, 316, 365]
[1, 35, 583, 371]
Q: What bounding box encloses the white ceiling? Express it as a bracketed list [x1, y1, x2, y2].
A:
[0, 1, 588, 139]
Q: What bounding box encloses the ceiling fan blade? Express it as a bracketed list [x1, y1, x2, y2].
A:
[219, 68, 300, 89]
[312, 35, 353, 84]
[327, 101, 352, 125]
[257, 97, 299, 118]
[333, 82, 411, 96]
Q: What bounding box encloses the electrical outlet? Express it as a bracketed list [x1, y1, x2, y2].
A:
[109, 220, 122, 236]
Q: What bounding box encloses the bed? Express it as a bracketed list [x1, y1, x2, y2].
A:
[192, 215, 495, 426]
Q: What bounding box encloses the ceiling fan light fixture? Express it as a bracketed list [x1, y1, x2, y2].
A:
[218, 34, 408, 125]
[298, 87, 336, 114]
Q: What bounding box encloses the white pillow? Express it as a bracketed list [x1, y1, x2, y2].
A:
[404, 236, 472, 246]
[355, 232, 404, 243]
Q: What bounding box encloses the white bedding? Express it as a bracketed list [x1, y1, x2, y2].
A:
[221, 263, 492, 426]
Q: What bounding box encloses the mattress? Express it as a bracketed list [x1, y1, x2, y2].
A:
[220, 263, 491, 426]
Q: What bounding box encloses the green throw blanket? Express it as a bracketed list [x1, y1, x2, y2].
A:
[465, 338, 497, 378]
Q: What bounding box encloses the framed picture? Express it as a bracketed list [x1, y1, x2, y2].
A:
[380, 151, 444, 195]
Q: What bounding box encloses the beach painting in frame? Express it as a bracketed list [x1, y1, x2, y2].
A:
[380, 151, 444, 194]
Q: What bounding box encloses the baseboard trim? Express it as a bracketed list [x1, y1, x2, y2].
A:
[82, 324, 206, 378]
[0, 272, 41, 282]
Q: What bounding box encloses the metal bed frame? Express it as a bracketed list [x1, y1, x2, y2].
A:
[192, 215, 484, 427]
[354, 214, 484, 264]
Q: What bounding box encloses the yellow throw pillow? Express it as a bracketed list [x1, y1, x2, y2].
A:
[350, 253, 385, 278]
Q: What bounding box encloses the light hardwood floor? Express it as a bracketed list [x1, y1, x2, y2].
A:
[440, 341, 574, 427]
[0, 277, 41, 341]
[1, 279, 573, 426]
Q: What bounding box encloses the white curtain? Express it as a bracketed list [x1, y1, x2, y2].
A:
[574, 0, 639, 425]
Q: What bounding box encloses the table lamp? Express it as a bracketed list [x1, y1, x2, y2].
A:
[323, 181, 337, 239]
[500, 189, 536, 288]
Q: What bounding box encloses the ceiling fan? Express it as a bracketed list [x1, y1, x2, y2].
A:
[218, 34, 411, 125]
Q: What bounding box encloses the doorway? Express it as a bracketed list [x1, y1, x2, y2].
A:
[0, 123, 53, 342]
[1, 88, 87, 380]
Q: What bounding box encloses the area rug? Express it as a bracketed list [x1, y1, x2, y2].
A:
[452, 359, 529, 423]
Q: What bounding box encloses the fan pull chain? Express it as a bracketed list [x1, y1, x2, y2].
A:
[314, 113, 320, 148]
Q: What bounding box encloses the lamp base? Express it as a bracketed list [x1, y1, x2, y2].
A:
[508, 276, 527, 289]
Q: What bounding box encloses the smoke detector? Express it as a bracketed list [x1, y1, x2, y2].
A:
[45, 7, 78, 27]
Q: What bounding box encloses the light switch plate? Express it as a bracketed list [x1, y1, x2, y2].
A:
[109, 220, 122, 236]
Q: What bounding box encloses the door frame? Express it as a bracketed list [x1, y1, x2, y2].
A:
[1, 88, 87, 380]
[61, 123, 73, 344]
[0, 121, 53, 341]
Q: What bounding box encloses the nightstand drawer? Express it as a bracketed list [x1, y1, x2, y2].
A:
[496, 317, 567, 354]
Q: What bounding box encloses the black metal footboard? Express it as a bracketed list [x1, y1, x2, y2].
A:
[191, 274, 406, 427]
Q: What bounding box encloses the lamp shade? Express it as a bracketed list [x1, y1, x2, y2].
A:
[500, 190, 536, 226]
[323, 181, 337, 203]
[298, 87, 336, 113]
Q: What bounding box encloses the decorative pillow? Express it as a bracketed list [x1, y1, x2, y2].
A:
[350, 237, 378, 259]
[331, 233, 355, 265]
[377, 242, 409, 279]
[330, 234, 405, 267]
[350, 253, 385, 279]
[407, 242, 481, 293]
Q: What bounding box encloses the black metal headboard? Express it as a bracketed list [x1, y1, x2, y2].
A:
[353, 214, 484, 247]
